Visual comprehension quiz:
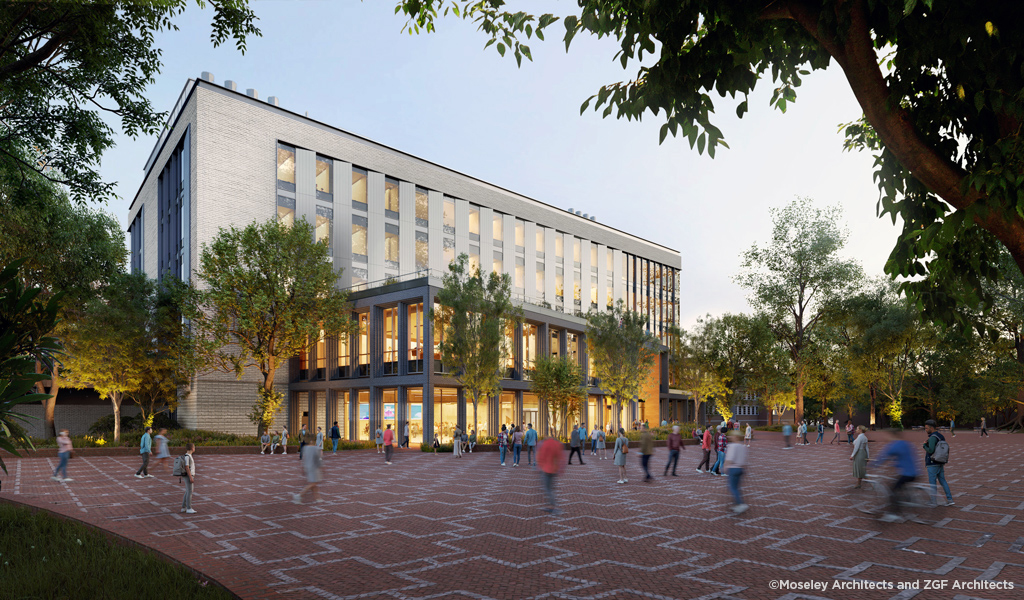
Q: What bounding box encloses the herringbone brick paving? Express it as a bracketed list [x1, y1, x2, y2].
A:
[2, 430, 1021, 600]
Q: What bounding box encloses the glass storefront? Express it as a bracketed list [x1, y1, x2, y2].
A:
[382, 389, 397, 437]
[357, 390, 370, 440]
[588, 395, 600, 430]
[408, 387, 424, 443]
[523, 393, 539, 431]
[333, 391, 348, 441]
[433, 387, 458, 443]
[500, 391, 516, 431]
[468, 394, 488, 438]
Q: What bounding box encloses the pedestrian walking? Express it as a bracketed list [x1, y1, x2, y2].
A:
[980, 417, 989, 437]
[597, 427, 607, 460]
[846, 420, 855, 444]
[260, 431, 272, 454]
[663, 425, 682, 476]
[524, 424, 537, 465]
[568, 424, 585, 465]
[512, 426, 523, 466]
[724, 432, 749, 514]
[782, 423, 793, 450]
[135, 426, 153, 478]
[432, 433, 440, 454]
[613, 427, 629, 484]
[155, 428, 171, 470]
[949, 418, 956, 438]
[402, 421, 410, 448]
[51, 429, 73, 482]
[281, 427, 289, 454]
[850, 425, 869, 488]
[590, 425, 600, 455]
[293, 436, 323, 504]
[923, 419, 954, 506]
[498, 425, 509, 466]
[697, 425, 713, 473]
[640, 424, 654, 481]
[383, 424, 395, 464]
[453, 425, 463, 458]
[537, 435, 566, 515]
[298, 424, 308, 459]
[873, 429, 918, 523]
[315, 426, 324, 450]
[330, 421, 341, 453]
[181, 443, 197, 514]
[711, 426, 727, 475]
[815, 421, 824, 444]
[830, 419, 840, 444]
[798, 421, 807, 445]
[469, 429, 477, 453]
[374, 426, 384, 453]
[744, 424, 753, 446]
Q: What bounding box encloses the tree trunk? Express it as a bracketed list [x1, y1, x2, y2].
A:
[260, 363, 275, 437]
[111, 393, 122, 443]
[795, 374, 805, 424]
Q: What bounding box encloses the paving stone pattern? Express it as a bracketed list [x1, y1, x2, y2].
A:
[3, 431, 1022, 600]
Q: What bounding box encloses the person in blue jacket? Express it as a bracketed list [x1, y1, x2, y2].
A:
[524, 423, 538, 466]
[135, 426, 153, 478]
[873, 429, 919, 522]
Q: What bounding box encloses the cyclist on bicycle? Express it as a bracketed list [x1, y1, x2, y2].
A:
[872, 429, 919, 523]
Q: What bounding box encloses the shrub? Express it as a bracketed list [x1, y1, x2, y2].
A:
[421, 443, 455, 452]
[88, 414, 140, 437]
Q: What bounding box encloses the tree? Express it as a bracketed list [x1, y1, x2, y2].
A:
[395, 1, 1024, 325]
[0, 260, 62, 473]
[742, 314, 794, 426]
[586, 299, 658, 429]
[0, 1, 259, 204]
[667, 323, 728, 426]
[531, 354, 588, 439]
[0, 147, 126, 438]
[431, 254, 520, 435]
[62, 272, 154, 442]
[184, 219, 355, 435]
[735, 197, 862, 422]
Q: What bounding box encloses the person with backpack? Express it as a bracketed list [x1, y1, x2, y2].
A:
[374, 426, 384, 453]
[497, 425, 509, 466]
[135, 426, 153, 479]
[596, 427, 607, 460]
[280, 427, 289, 455]
[330, 422, 341, 453]
[815, 421, 825, 444]
[179, 443, 197, 514]
[511, 425, 523, 467]
[710, 426, 727, 476]
[923, 419, 955, 506]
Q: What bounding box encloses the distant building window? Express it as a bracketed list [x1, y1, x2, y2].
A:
[443, 237, 455, 265]
[590, 245, 598, 271]
[415, 187, 429, 227]
[315, 156, 332, 200]
[443, 199, 455, 234]
[493, 250, 503, 275]
[492, 213, 503, 242]
[277, 195, 295, 228]
[573, 238, 581, 266]
[556, 235, 564, 262]
[277, 143, 295, 191]
[415, 231, 429, 270]
[469, 244, 480, 273]
[555, 267, 564, 301]
[606, 248, 614, 272]
[385, 176, 400, 218]
[515, 256, 525, 290]
[536, 227, 545, 258]
[536, 263, 545, 297]
[315, 205, 333, 254]
[385, 223, 399, 269]
[352, 167, 367, 209]
[469, 205, 480, 241]
[352, 215, 368, 260]
[515, 219, 525, 250]
[591, 275, 598, 308]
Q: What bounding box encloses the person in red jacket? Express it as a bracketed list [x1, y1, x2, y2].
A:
[537, 436, 566, 515]
[383, 424, 395, 465]
[697, 426, 713, 473]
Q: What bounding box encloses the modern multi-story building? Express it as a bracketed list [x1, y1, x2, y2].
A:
[128, 74, 683, 441]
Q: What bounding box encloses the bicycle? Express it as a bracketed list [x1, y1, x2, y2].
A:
[855, 473, 934, 524]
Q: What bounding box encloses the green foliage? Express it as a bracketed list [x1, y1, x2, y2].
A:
[0, 259, 62, 473]
[0, 1, 259, 204]
[0, 503, 233, 599]
[431, 253, 521, 428]
[735, 197, 862, 421]
[586, 299, 658, 428]
[248, 386, 284, 435]
[394, 1, 1024, 335]
[531, 354, 588, 438]
[185, 218, 356, 434]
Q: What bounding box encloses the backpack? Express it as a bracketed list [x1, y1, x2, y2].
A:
[172, 454, 188, 477]
[931, 438, 950, 464]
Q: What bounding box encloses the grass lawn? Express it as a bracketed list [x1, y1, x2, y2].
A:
[0, 503, 234, 600]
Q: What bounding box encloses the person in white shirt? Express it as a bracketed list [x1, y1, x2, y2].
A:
[181, 443, 197, 514]
[744, 424, 753, 446]
[590, 427, 601, 456]
[723, 433, 749, 514]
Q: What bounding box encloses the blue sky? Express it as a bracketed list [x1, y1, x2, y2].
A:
[99, 1, 898, 327]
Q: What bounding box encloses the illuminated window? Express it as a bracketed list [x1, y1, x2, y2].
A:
[385, 224, 399, 269]
[383, 307, 398, 375]
[352, 167, 367, 209]
[515, 256, 525, 289]
[298, 340, 308, 379]
[606, 248, 614, 272]
[535, 227, 545, 257]
[493, 250, 503, 275]
[492, 213, 503, 242]
[336, 331, 349, 378]
[408, 303, 424, 373]
[415, 187, 429, 226]
[556, 235, 564, 262]
[469, 205, 480, 241]
[573, 238, 581, 265]
[536, 262, 545, 298]
[549, 328, 560, 357]
[443, 237, 455, 265]
[443, 199, 455, 234]
[523, 323, 537, 378]
[385, 176, 400, 217]
[433, 301, 449, 374]
[515, 219, 525, 249]
[568, 332, 579, 365]
[315, 327, 326, 378]
[590, 245, 598, 271]
[351, 215, 367, 260]
[315, 206, 332, 254]
[357, 313, 369, 377]
[469, 245, 480, 274]
[277, 143, 295, 190]
[415, 231, 428, 270]
[591, 275, 598, 308]
[555, 267, 564, 301]
[277, 195, 295, 227]
[503, 323, 517, 379]
[315, 156, 331, 200]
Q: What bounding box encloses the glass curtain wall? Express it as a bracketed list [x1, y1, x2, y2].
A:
[383, 307, 398, 375]
[382, 389, 397, 435]
[499, 392, 516, 432]
[333, 391, 348, 441]
[408, 387, 424, 443]
[357, 313, 370, 377]
[467, 394, 488, 440]
[357, 390, 370, 440]
[408, 303, 424, 373]
[433, 387, 458, 443]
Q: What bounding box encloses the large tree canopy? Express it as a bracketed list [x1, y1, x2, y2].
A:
[396, 0, 1024, 323]
[0, 0, 259, 203]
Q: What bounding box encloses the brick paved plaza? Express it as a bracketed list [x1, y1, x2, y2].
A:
[2, 431, 1022, 600]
